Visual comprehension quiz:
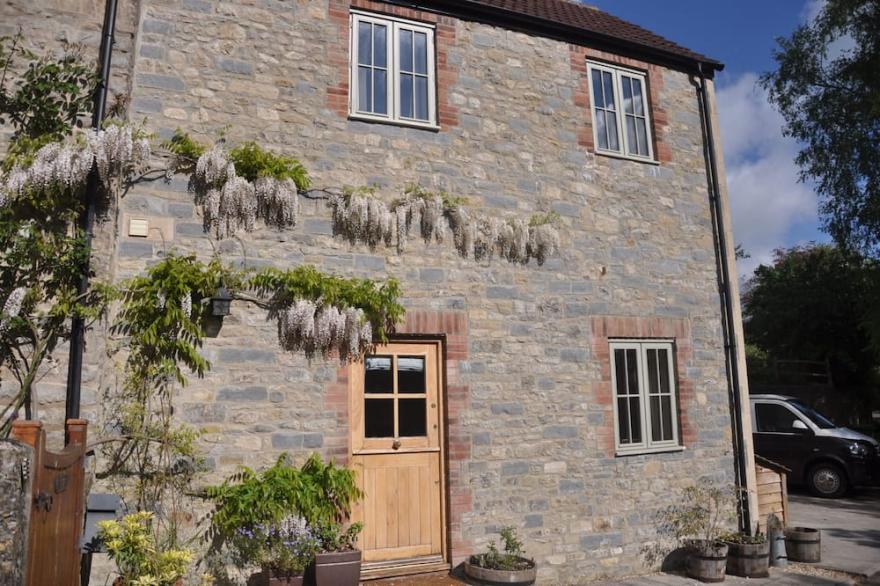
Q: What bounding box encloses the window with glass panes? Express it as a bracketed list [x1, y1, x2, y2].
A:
[609, 341, 680, 454]
[587, 62, 654, 160]
[350, 12, 436, 127]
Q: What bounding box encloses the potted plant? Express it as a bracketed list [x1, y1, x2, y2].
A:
[721, 526, 769, 578]
[205, 453, 364, 586]
[297, 455, 364, 586]
[97, 511, 192, 586]
[464, 526, 537, 585]
[311, 521, 364, 586]
[656, 480, 736, 583]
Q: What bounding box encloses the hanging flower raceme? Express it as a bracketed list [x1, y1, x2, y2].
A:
[0, 122, 151, 206]
[328, 185, 561, 265]
[188, 144, 300, 238]
[0, 287, 27, 332]
[277, 300, 372, 360]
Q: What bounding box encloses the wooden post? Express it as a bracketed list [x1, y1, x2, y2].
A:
[12, 419, 88, 586]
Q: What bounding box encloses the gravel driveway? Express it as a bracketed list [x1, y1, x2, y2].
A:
[788, 487, 880, 578]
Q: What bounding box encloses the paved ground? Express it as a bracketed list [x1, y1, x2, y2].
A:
[788, 487, 880, 578]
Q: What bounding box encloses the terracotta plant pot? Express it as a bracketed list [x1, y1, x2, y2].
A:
[686, 540, 728, 583]
[463, 558, 537, 585]
[313, 549, 362, 586]
[723, 539, 769, 578]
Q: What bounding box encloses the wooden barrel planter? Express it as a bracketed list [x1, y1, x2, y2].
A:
[724, 540, 769, 578]
[686, 541, 728, 583]
[785, 527, 821, 563]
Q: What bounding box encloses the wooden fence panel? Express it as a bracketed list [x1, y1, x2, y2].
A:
[12, 419, 88, 586]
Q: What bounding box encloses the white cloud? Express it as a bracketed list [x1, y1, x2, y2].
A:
[716, 73, 819, 277]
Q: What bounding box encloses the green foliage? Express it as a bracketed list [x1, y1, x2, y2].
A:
[761, 0, 880, 257]
[162, 128, 208, 169]
[0, 33, 97, 142]
[206, 453, 363, 538]
[97, 511, 193, 586]
[313, 521, 364, 553]
[655, 480, 737, 552]
[469, 527, 533, 571]
[248, 265, 404, 343]
[743, 244, 879, 389]
[228, 141, 311, 191]
[398, 183, 468, 210]
[528, 210, 561, 227]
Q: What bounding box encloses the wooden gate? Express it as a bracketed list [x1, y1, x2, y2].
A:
[12, 419, 88, 586]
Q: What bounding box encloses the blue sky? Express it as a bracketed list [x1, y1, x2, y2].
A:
[588, 0, 829, 276]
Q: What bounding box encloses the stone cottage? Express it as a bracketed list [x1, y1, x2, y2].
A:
[2, 0, 759, 583]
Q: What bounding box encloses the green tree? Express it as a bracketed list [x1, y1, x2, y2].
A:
[742, 244, 878, 390]
[761, 0, 880, 256]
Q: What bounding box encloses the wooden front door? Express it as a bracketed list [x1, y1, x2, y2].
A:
[350, 342, 445, 569]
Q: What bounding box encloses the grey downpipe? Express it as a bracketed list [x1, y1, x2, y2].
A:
[696, 63, 752, 533]
[65, 0, 118, 430]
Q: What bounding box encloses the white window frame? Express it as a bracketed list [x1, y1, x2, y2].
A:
[609, 340, 682, 455]
[587, 61, 655, 163]
[349, 10, 438, 130]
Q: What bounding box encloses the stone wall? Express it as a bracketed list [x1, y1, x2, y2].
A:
[0, 440, 32, 585]
[3, 1, 741, 583]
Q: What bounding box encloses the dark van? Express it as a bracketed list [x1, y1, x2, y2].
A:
[750, 394, 879, 497]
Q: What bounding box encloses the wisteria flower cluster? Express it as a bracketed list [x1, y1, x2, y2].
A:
[0, 287, 27, 332]
[278, 300, 372, 360]
[0, 123, 151, 205]
[188, 145, 299, 239]
[328, 186, 561, 264]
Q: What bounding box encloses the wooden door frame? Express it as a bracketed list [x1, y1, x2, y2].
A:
[349, 335, 450, 575]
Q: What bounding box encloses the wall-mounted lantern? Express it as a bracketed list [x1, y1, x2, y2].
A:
[210, 286, 232, 317]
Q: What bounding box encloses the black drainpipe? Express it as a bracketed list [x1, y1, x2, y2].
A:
[696, 63, 752, 534]
[65, 0, 118, 433]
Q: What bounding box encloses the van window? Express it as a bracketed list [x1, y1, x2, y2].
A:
[789, 400, 836, 429]
[755, 403, 803, 433]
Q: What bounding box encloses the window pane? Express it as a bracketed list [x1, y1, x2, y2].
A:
[646, 349, 659, 394]
[635, 118, 649, 157]
[631, 77, 645, 115]
[613, 349, 627, 396]
[755, 404, 800, 433]
[414, 31, 428, 74]
[625, 349, 639, 395]
[373, 24, 387, 68]
[617, 397, 631, 444]
[365, 356, 392, 393]
[591, 70, 605, 109]
[400, 73, 414, 118]
[374, 69, 387, 115]
[399, 398, 427, 436]
[657, 349, 670, 394]
[399, 29, 413, 72]
[660, 395, 673, 441]
[415, 76, 428, 120]
[606, 111, 620, 151]
[365, 398, 394, 437]
[651, 395, 662, 442]
[629, 396, 642, 443]
[358, 66, 372, 112]
[602, 71, 615, 110]
[622, 76, 634, 114]
[398, 356, 425, 393]
[626, 116, 638, 158]
[596, 107, 608, 150]
[358, 22, 372, 66]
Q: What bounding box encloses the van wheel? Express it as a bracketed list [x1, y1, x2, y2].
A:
[808, 463, 848, 498]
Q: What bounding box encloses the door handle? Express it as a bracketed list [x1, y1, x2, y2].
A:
[392, 439, 401, 450]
